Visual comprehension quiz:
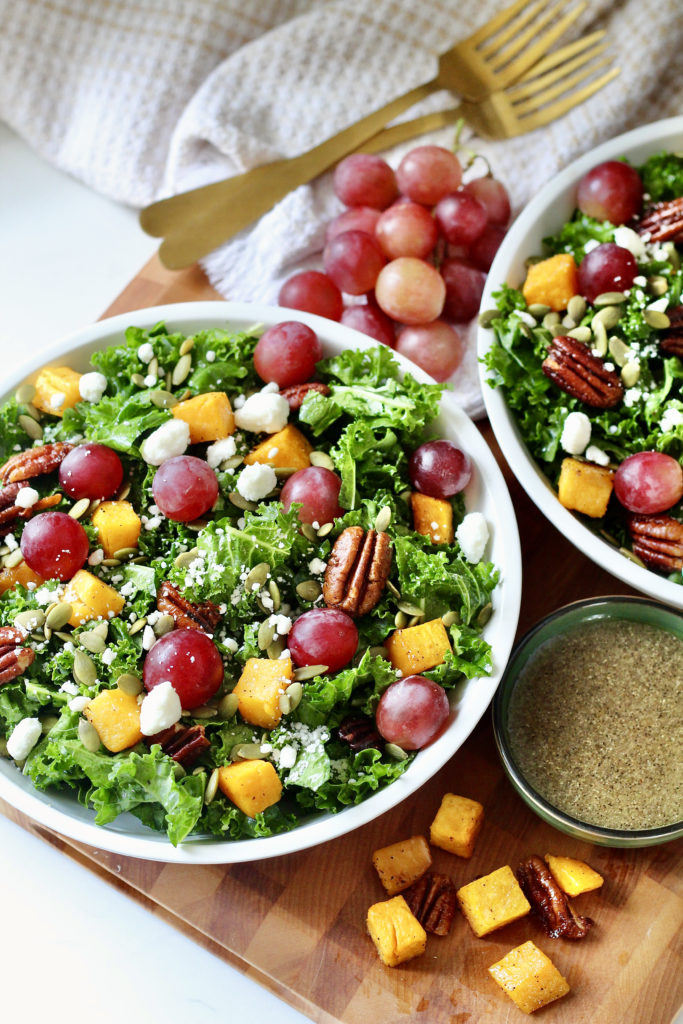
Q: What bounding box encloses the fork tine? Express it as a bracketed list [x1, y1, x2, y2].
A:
[476, 0, 557, 56]
[512, 56, 613, 115]
[518, 66, 621, 131]
[491, 1, 587, 80]
[465, 0, 537, 47]
[513, 29, 606, 81]
[508, 41, 609, 103]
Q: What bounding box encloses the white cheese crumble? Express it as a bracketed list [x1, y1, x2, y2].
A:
[268, 614, 292, 636]
[50, 391, 66, 410]
[137, 343, 154, 364]
[59, 679, 79, 695]
[646, 295, 670, 313]
[143, 373, 157, 388]
[308, 558, 327, 575]
[206, 350, 216, 362]
[456, 512, 489, 564]
[660, 406, 683, 432]
[88, 548, 104, 566]
[584, 238, 600, 253]
[236, 463, 277, 502]
[4, 533, 17, 551]
[560, 410, 592, 455]
[7, 718, 42, 760]
[142, 625, 157, 651]
[14, 486, 39, 509]
[234, 392, 289, 434]
[585, 445, 610, 467]
[139, 680, 182, 736]
[205, 436, 236, 469]
[68, 696, 91, 713]
[140, 419, 190, 465]
[613, 225, 646, 259]
[79, 371, 107, 403]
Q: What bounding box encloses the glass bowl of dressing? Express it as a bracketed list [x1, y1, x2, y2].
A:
[493, 596, 683, 848]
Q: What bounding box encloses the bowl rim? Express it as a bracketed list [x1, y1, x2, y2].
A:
[0, 300, 522, 862]
[492, 594, 683, 844]
[477, 115, 683, 611]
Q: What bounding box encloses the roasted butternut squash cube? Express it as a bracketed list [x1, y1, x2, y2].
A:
[457, 865, 531, 937]
[488, 940, 570, 1014]
[63, 570, 126, 626]
[84, 688, 143, 752]
[217, 759, 282, 816]
[558, 457, 614, 518]
[545, 854, 604, 897]
[233, 657, 294, 730]
[91, 500, 142, 558]
[430, 793, 484, 858]
[243, 423, 312, 471]
[372, 835, 432, 895]
[385, 618, 451, 675]
[32, 366, 83, 417]
[522, 253, 578, 312]
[171, 391, 235, 443]
[0, 562, 44, 594]
[410, 492, 454, 544]
[366, 895, 427, 967]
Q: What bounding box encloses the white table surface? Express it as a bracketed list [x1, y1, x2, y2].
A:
[0, 122, 309, 1024]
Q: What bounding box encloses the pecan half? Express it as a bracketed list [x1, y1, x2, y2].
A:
[627, 513, 683, 571]
[323, 526, 392, 617]
[638, 196, 683, 243]
[146, 723, 210, 767]
[402, 871, 458, 935]
[337, 715, 382, 751]
[0, 442, 73, 485]
[660, 305, 683, 358]
[0, 626, 35, 685]
[279, 381, 330, 411]
[157, 581, 222, 633]
[0, 492, 62, 538]
[542, 336, 624, 408]
[517, 855, 593, 940]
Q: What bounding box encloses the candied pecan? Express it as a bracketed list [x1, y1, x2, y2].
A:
[0, 492, 62, 537]
[323, 526, 392, 617]
[0, 482, 22, 511]
[0, 626, 35, 685]
[146, 723, 210, 767]
[542, 335, 624, 408]
[402, 872, 458, 935]
[279, 381, 330, 411]
[517, 855, 593, 940]
[157, 581, 222, 632]
[660, 305, 683, 358]
[337, 715, 382, 751]
[0, 442, 73, 485]
[627, 513, 683, 571]
[638, 197, 683, 243]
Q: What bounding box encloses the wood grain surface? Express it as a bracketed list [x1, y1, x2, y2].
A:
[5, 254, 683, 1024]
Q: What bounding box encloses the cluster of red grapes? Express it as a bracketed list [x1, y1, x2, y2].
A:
[277, 145, 511, 382]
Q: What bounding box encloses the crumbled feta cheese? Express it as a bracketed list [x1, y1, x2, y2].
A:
[79, 371, 107, 403]
[613, 225, 646, 259]
[206, 350, 216, 362]
[139, 680, 182, 736]
[68, 696, 91, 713]
[143, 373, 157, 388]
[268, 614, 292, 636]
[224, 638, 239, 653]
[585, 445, 610, 467]
[278, 745, 297, 769]
[233, 394, 245, 409]
[7, 718, 42, 760]
[308, 558, 327, 575]
[456, 512, 489, 564]
[88, 548, 104, 566]
[236, 463, 277, 502]
[633, 275, 647, 287]
[137, 343, 154, 364]
[584, 238, 600, 253]
[50, 391, 65, 411]
[660, 406, 683, 432]
[515, 310, 537, 327]
[205, 436, 237, 469]
[261, 382, 280, 395]
[560, 410, 592, 455]
[59, 679, 79, 695]
[140, 419, 190, 465]
[101, 648, 116, 666]
[35, 586, 58, 605]
[234, 392, 289, 434]
[4, 532, 17, 551]
[14, 486, 39, 509]
[142, 625, 156, 651]
[646, 295, 669, 313]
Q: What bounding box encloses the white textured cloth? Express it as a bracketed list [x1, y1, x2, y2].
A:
[1, 0, 681, 416]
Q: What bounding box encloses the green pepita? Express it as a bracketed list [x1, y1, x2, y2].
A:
[296, 580, 321, 602]
[172, 353, 192, 387]
[228, 491, 257, 512]
[128, 617, 147, 636]
[153, 614, 175, 637]
[591, 316, 608, 356]
[13, 609, 45, 631]
[15, 383, 36, 405]
[231, 742, 269, 762]
[527, 303, 551, 319]
[92, 621, 109, 640]
[286, 681, 303, 711]
[245, 562, 270, 592]
[594, 291, 627, 306]
[73, 649, 97, 687]
[218, 693, 239, 719]
[101, 558, 121, 567]
[476, 602, 493, 628]
[179, 337, 195, 356]
[258, 619, 277, 651]
[19, 414, 42, 440]
[441, 610, 460, 627]
[567, 295, 587, 322]
[278, 693, 292, 715]
[385, 742, 409, 761]
[567, 326, 592, 344]
[368, 645, 389, 660]
[132, 373, 146, 388]
[78, 718, 100, 752]
[266, 638, 286, 660]
[2, 550, 24, 569]
[204, 767, 219, 804]
[112, 546, 139, 560]
[621, 361, 641, 388]
[397, 599, 423, 617]
[54, 630, 73, 643]
[116, 481, 132, 502]
[174, 547, 199, 569]
[40, 715, 59, 734]
[593, 305, 622, 330]
[67, 498, 90, 520]
[478, 309, 499, 328]
[117, 674, 143, 696]
[620, 546, 646, 567]
[394, 610, 409, 629]
[608, 336, 632, 367]
[643, 308, 671, 330]
[386, 579, 401, 599]
[309, 451, 335, 471]
[273, 465, 296, 478]
[150, 390, 178, 410]
[45, 602, 73, 631]
[647, 275, 669, 296]
[374, 506, 392, 533]
[185, 518, 208, 532]
[79, 631, 106, 654]
[192, 706, 218, 719]
[301, 523, 318, 543]
[293, 663, 328, 681]
[148, 356, 159, 379]
[542, 312, 561, 330]
[317, 522, 334, 538]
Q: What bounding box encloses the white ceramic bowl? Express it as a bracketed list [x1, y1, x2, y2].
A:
[478, 117, 683, 609]
[0, 301, 521, 863]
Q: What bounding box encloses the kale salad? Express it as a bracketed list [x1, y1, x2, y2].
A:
[0, 322, 497, 845]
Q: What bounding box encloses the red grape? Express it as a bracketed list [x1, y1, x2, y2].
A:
[280, 466, 343, 525]
[396, 145, 462, 205]
[614, 451, 683, 514]
[332, 154, 398, 210]
[395, 321, 464, 382]
[576, 160, 643, 225]
[467, 223, 505, 271]
[20, 510, 89, 581]
[409, 440, 472, 498]
[143, 628, 223, 710]
[578, 242, 638, 302]
[374, 257, 446, 325]
[288, 608, 358, 673]
[253, 321, 322, 387]
[464, 177, 511, 226]
[340, 304, 396, 346]
[434, 190, 488, 245]
[152, 455, 219, 522]
[323, 230, 386, 295]
[58, 443, 124, 500]
[375, 675, 449, 750]
[375, 201, 438, 259]
[325, 206, 381, 243]
[441, 258, 486, 322]
[278, 270, 343, 321]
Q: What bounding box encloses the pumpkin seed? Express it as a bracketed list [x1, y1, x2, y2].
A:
[594, 291, 627, 306]
[45, 602, 73, 631]
[517, 321, 533, 339]
[593, 305, 622, 330]
[286, 681, 303, 711]
[192, 765, 206, 776]
[245, 562, 270, 592]
[14, 609, 45, 631]
[567, 325, 592, 344]
[117, 673, 143, 696]
[266, 637, 286, 660]
[527, 303, 551, 318]
[153, 613, 175, 637]
[301, 523, 318, 543]
[54, 630, 73, 642]
[293, 663, 328, 681]
[67, 497, 91, 520]
[2, 549, 24, 569]
[43, 624, 52, 641]
[89, 499, 102, 514]
[310, 450, 335, 471]
[258, 619, 277, 651]
[296, 580, 321, 602]
[112, 546, 139, 560]
[397, 599, 423, 617]
[386, 579, 401, 599]
[647, 274, 669, 296]
[174, 547, 199, 569]
[478, 308, 499, 328]
[132, 372, 146, 387]
[148, 355, 159, 378]
[165, 370, 173, 390]
[231, 742, 269, 762]
[268, 579, 281, 611]
[374, 506, 392, 533]
[101, 558, 121, 567]
[172, 353, 192, 386]
[567, 295, 587, 322]
[228, 491, 257, 511]
[40, 714, 59, 734]
[92, 621, 109, 640]
[317, 522, 334, 538]
[129, 556, 148, 564]
[78, 718, 101, 752]
[128, 617, 147, 636]
[561, 314, 576, 329]
[591, 316, 608, 356]
[179, 337, 195, 356]
[368, 645, 389, 660]
[621, 361, 641, 388]
[394, 610, 409, 629]
[0, 737, 8, 757]
[218, 693, 239, 719]
[643, 308, 671, 330]
[441, 610, 460, 627]
[173, 762, 186, 780]
[204, 767, 219, 805]
[15, 383, 36, 405]
[551, 321, 568, 337]
[385, 742, 409, 761]
[192, 706, 217, 719]
[19, 414, 42, 440]
[185, 518, 208, 532]
[272, 465, 296, 478]
[278, 693, 292, 715]
[0, 545, 9, 556]
[608, 336, 632, 367]
[620, 546, 646, 567]
[79, 631, 106, 654]
[408, 615, 422, 627]
[663, 241, 680, 270]
[542, 312, 561, 330]
[476, 602, 493, 628]
[73, 649, 97, 687]
[150, 389, 178, 409]
[222, 454, 244, 471]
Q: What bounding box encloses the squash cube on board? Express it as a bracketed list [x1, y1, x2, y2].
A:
[84, 688, 143, 752]
[545, 854, 604, 897]
[32, 366, 83, 418]
[366, 895, 427, 967]
[488, 940, 570, 1014]
[171, 391, 235, 443]
[385, 618, 451, 675]
[217, 759, 282, 816]
[558, 457, 614, 518]
[233, 657, 294, 730]
[457, 865, 531, 937]
[0, 562, 44, 594]
[244, 423, 312, 471]
[63, 570, 126, 626]
[91, 500, 142, 558]
[410, 492, 454, 544]
[430, 793, 484, 858]
[372, 835, 432, 895]
[522, 253, 578, 312]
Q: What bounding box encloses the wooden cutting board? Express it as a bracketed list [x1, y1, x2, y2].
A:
[4, 255, 682, 1024]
